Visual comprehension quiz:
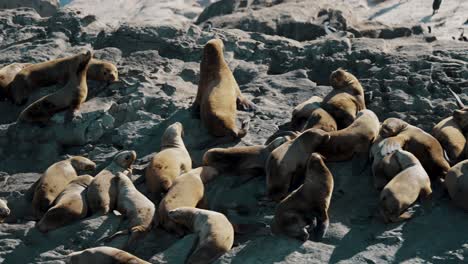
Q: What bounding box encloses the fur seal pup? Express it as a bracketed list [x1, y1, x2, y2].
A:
[168, 207, 234, 264]
[36, 175, 93, 233]
[101, 172, 155, 247]
[322, 69, 366, 129]
[17, 50, 92, 124]
[192, 39, 253, 144]
[87, 150, 137, 215]
[9, 51, 92, 105]
[432, 88, 468, 163]
[157, 166, 219, 236]
[145, 122, 192, 200]
[316, 109, 380, 162]
[265, 129, 331, 202]
[68, 246, 150, 264]
[87, 59, 119, 83]
[32, 156, 96, 219]
[0, 199, 10, 223]
[379, 149, 432, 223]
[0, 63, 32, 98]
[445, 160, 468, 211]
[380, 117, 450, 180]
[290, 96, 337, 132]
[272, 153, 333, 241]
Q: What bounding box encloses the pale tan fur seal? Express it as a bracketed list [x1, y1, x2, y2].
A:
[0, 63, 32, 98]
[87, 59, 119, 82]
[68, 246, 150, 264]
[445, 160, 468, 211]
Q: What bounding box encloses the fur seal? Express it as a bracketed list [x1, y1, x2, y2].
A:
[379, 149, 432, 223]
[192, 39, 253, 144]
[145, 122, 192, 200]
[316, 109, 380, 162]
[32, 156, 96, 219]
[101, 172, 156, 247]
[0, 63, 32, 98]
[0, 199, 10, 223]
[87, 150, 137, 215]
[380, 117, 450, 180]
[370, 136, 403, 190]
[9, 51, 92, 106]
[157, 166, 219, 236]
[272, 153, 333, 241]
[36, 175, 93, 233]
[322, 69, 366, 129]
[445, 160, 468, 211]
[17, 50, 92, 124]
[265, 128, 331, 202]
[290, 96, 337, 132]
[168, 207, 234, 264]
[432, 88, 468, 163]
[87, 59, 119, 83]
[68, 246, 150, 264]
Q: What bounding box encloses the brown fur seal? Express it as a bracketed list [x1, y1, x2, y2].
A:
[87, 150, 137, 215]
[379, 149, 432, 223]
[291, 96, 337, 132]
[0, 63, 32, 98]
[157, 166, 219, 236]
[101, 172, 156, 247]
[272, 153, 333, 241]
[0, 199, 10, 223]
[265, 129, 331, 202]
[87, 59, 119, 83]
[370, 136, 403, 190]
[380, 117, 450, 180]
[445, 160, 468, 211]
[432, 88, 468, 163]
[68, 246, 150, 264]
[322, 69, 366, 129]
[17, 50, 92, 124]
[168, 207, 234, 264]
[32, 156, 96, 219]
[145, 122, 192, 200]
[203, 136, 288, 177]
[192, 39, 253, 144]
[36, 175, 93, 233]
[316, 109, 380, 162]
[9, 51, 92, 106]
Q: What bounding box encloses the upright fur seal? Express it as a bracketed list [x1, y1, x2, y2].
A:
[322, 69, 366, 129]
[192, 39, 254, 144]
[145, 122, 192, 201]
[265, 128, 331, 202]
[157, 167, 219, 236]
[290, 96, 337, 132]
[379, 149, 432, 223]
[168, 207, 234, 264]
[445, 160, 468, 211]
[87, 150, 136, 215]
[380, 117, 450, 180]
[17, 50, 93, 124]
[10, 51, 92, 105]
[68, 246, 150, 264]
[0, 63, 32, 98]
[32, 156, 96, 219]
[36, 175, 93, 233]
[272, 153, 334, 241]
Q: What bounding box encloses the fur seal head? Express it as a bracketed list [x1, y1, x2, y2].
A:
[113, 150, 137, 170]
[202, 39, 225, 70]
[380, 118, 408, 137]
[69, 156, 97, 171]
[329, 68, 355, 88]
[161, 122, 184, 148]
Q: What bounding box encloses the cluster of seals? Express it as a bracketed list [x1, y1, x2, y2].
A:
[445, 160, 468, 211]
[272, 153, 333, 241]
[290, 96, 337, 132]
[0, 199, 10, 223]
[68, 246, 150, 264]
[192, 39, 254, 146]
[17, 50, 93, 124]
[31, 155, 96, 219]
[0, 63, 32, 98]
[87, 150, 137, 215]
[168, 207, 234, 264]
[157, 166, 219, 236]
[36, 175, 94, 233]
[145, 122, 192, 200]
[322, 68, 366, 129]
[380, 117, 450, 180]
[379, 149, 432, 223]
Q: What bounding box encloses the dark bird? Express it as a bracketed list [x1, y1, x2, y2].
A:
[432, 0, 442, 15]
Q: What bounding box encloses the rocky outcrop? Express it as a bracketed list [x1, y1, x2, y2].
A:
[0, 0, 59, 17]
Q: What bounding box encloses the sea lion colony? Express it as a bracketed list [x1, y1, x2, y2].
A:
[0, 37, 467, 263]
